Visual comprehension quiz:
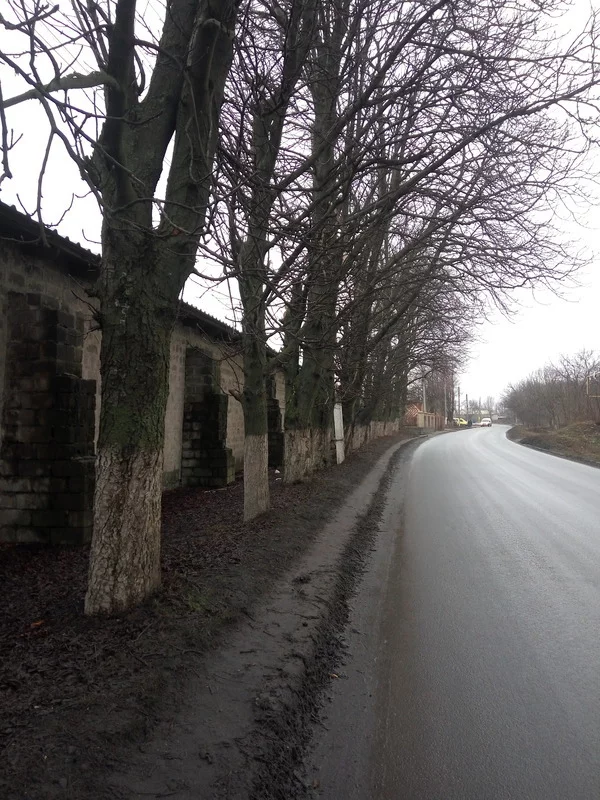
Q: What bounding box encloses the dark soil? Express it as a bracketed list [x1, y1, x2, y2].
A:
[250, 440, 410, 799]
[0, 431, 417, 800]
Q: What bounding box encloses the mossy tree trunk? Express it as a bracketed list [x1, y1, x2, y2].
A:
[84, 0, 239, 614]
[282, 8, 345, 482]
[86, 234, 178, 612]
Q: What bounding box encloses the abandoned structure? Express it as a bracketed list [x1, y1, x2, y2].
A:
[0, 202, 285, 545]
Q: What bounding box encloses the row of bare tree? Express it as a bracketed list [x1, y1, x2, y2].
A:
[2, 0, 600, 612]
[503, 350, 600, 429]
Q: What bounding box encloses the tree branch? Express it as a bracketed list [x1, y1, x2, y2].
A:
[0, 70, 119, 109]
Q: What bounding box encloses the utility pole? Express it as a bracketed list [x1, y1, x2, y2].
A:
[457, 385, 461, 418]
[466, 393, 469, 418]
[422, 374, 427, 413]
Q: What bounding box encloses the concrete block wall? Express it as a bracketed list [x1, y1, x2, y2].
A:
[180, 347, 235, 488]
[163, 329, 247, 484]
[219, 355, 245, 469]
[0, 292, 96, 544]
[346, 419, 401, 453]
[1, 237, 286, 511]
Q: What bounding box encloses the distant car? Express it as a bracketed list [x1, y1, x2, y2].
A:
[480, 417, 492, 427]
[453, 417, 468, 427]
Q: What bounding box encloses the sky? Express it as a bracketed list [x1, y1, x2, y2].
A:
[1, 0, 599, 408]
[460, 256, 600, 407]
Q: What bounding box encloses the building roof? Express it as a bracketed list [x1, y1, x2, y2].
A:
[0, 200, 240, 341]
[0, 200, 101, 280]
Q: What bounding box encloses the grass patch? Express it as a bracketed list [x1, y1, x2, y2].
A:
[508, 421, 600, 466]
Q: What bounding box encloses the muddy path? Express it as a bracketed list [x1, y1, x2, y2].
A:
[1, 432, 425, 799]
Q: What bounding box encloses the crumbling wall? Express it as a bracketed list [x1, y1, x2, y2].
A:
[346, 419, 401, 453]
[180, 348, 235, 488]
[0, 292, 95, 544]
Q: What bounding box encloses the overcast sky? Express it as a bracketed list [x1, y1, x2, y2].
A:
[1, 0, 598, 409]
[460, 240, 600, 406]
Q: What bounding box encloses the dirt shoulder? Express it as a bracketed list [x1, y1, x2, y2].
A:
[0, 430, 422, 800]
[507, 421, 600, 467]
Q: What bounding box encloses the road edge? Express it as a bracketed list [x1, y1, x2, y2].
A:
[250, 435, 424, 798]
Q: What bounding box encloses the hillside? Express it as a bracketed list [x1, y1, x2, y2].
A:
[507, 421, 600, 466]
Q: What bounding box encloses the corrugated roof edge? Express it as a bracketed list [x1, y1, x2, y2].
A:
[0, 200, 240, 340]
[178, 301, 241, 341]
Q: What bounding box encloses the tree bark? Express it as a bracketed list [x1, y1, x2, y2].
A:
[281, 2, 345, 482]
[241, 276, 269, 520]
[85, 235, 176, 614]
[229, 0, 316, 518]
[86, 447, 163, 613]
[83, 0, 239, 614]
[243, 433, 269, 521]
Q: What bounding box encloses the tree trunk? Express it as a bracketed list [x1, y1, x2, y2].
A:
[283, 284, 337, 483]
[240, 262, 270, 521]
[86, 448, 163, 613]
[243, 432, 269, 521]
[85, 241, 176, 614]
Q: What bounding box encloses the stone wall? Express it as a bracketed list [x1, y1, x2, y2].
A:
[0, 292, 96, 544]
[0, 215, 288, 543]
[346, 419, 401, 453]
[180, 348, 235, 487]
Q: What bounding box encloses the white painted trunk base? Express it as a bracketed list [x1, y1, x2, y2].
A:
[333, 402, 345, 464]
[243, 433, 269, 521]
[283, 427, 332, 484]
[85, 447, 163, 615]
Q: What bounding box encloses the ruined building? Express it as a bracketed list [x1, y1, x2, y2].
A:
[0, 203, 284, 545]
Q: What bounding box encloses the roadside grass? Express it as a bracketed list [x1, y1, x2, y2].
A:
[507, 421, 600, 466]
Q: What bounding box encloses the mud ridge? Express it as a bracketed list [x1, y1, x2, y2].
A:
[249, 440, 417, 799]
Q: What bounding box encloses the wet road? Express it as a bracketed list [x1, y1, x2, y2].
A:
[306, 427, 600, 799]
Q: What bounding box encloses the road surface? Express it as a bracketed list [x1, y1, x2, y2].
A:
[305, 426, 600, 799]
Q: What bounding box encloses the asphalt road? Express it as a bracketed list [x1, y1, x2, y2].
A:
[305, 426, 600, 799]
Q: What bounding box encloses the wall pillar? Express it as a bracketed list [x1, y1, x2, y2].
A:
[267, 377, 284, 469]
[180, 348, 235, 487]
[0, 292, 96, 544]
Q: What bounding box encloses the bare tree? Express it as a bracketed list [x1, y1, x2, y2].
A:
[1, 0, 240, 613]
[214, 0, 317, 519]
[2, 0, 600, 612]
[273, 0, 600, 478]
[505, 350, 600, 428]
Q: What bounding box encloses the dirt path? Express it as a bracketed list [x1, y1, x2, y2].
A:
[1, 432, 424, 799]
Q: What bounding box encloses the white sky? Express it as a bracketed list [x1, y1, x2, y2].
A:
[461, 224, 600, 405]
[1, 0, 598, 406]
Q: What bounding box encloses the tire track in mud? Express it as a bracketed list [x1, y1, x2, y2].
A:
[249, 438, 421, 799]
[104, 436, 425, 800]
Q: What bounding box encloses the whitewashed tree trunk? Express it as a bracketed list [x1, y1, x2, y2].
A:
[85, 448, 162, 614]
[243, 434, 269, 521]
